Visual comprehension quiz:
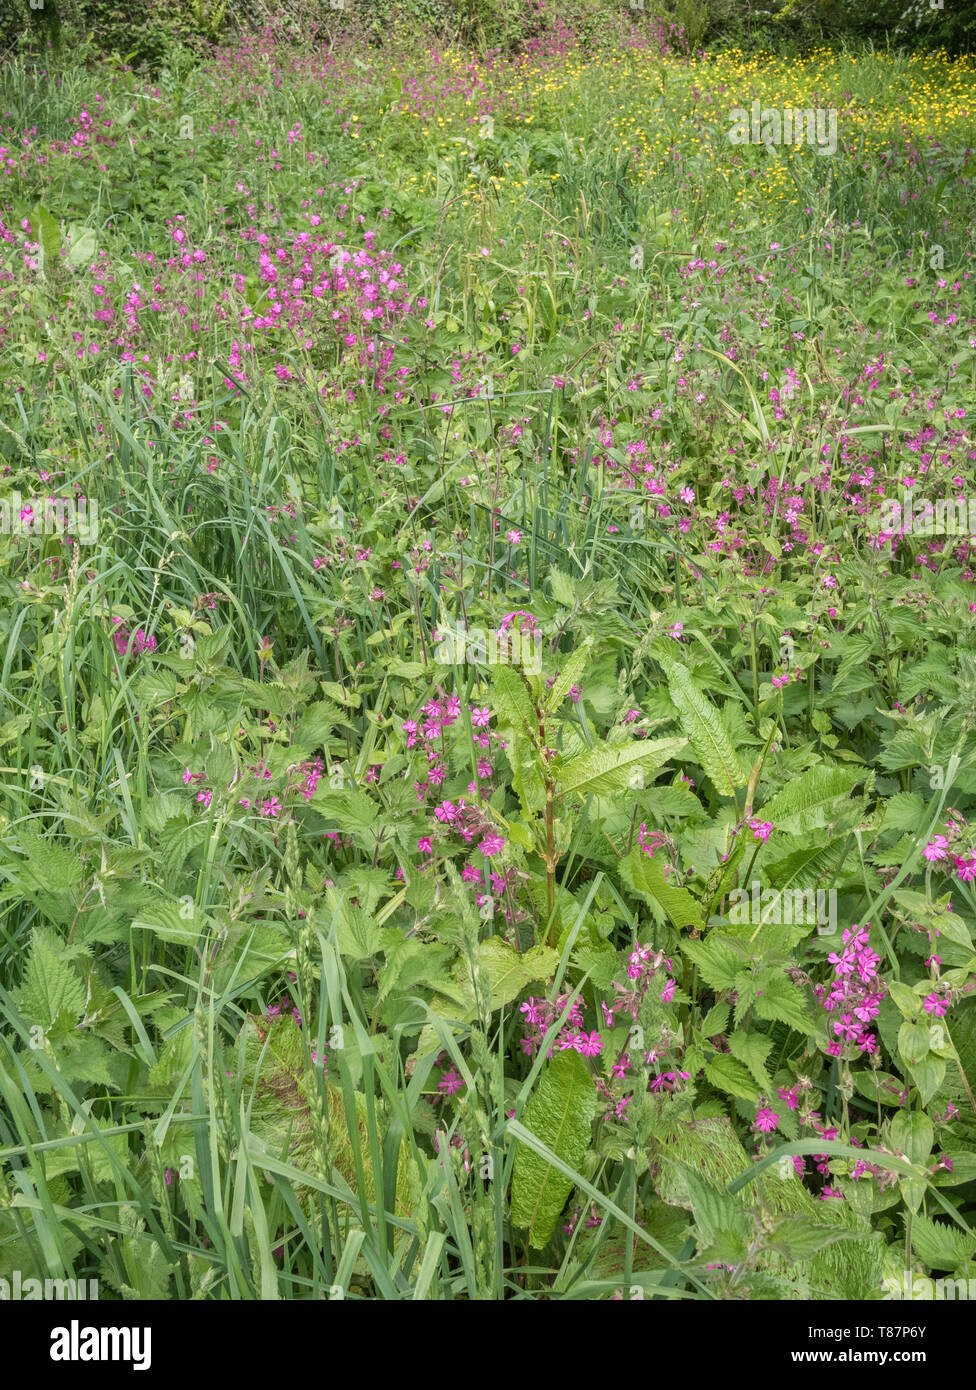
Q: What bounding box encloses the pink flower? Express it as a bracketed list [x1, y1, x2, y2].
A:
[753, 1107, 779, 1133]
[924, 835, 949, 862]
[438, 1066, 464, 1096]
[749, 819, 773, 842]
[477, 834, 505, 857]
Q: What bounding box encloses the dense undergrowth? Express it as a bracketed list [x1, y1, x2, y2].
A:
[0, 16, 975, 1300]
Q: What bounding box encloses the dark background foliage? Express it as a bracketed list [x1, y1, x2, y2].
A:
[1, 0, 973, 75]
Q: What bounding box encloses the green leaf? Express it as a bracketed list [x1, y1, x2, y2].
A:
[335, 901, 383, 960]
[545, 641, 592, 713]
[557, 736, 687, 800]
[910, 1214, 976, 1273]
[663, 662, 744, 798]
[898, 1018, 930, 1068]
[889, 1110, 933, 1166]
[680, 935, 741, 991]
[64, 225, 97, 270]
[510, 1049, 597, 1248]
[757, 763, 863, 832]
[17, 927, 85, 1032]
[905, 1054, 946, 1107]
[705, 1053, 760, 1101]
[491, 664, 538, 745]
[678, 1163, 750, 1246]
[728, 1031, 773, 1091]
[620, 846, 704, 931]
[752, 973, 815, 1033]
[31, 203, 61, 272]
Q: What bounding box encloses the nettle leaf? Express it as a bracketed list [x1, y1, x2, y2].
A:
[157, 816, 213, 880]
[310, 786, 378, 835]
[415, 939, 558, 1058]
[728, 1031, 773, 1091]
[557, 736, 687, 800]
[17, 928, 86, 1033]
[763, 832, 852, 893]
[377, 935, 453, 1003]
[766, 1215, 874, 1264]
[334, 900, 383, 960]
[510, 1049, 597, 1249]
[883, 791, 927, 832]
[663, 662, 744, 798]
[294, 700, 339, 748]
[677, 1162, 750, 1247]
[705, 1052, 760, 1101]
[910, 1214, 976, 1273]
[6, 832, 84, 896]
[756, 763, 864, 832]
[132, 900, 212, 946]
[752, 972, 815, 1033]
[621, 846, 704, 931]
[680, 935, 742, 991]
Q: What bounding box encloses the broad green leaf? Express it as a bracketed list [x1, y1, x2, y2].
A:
[752, 973, 815, 1033]
[705, 1053, 760, 1101]
[620, 845, 704, 931]
[910, 1214, 976, 1273]
[556, 736, 687, 799]
[17, 928, 85, 1032]
[31, 203, 61, 271]
[664, 663, 744, 798]
[64, 226, 97, 270]
[889, 1110, 933, 1166]
[757, 763, 864, 832]
[545, 641, 592, 714]
[510, 1049, 597, 1248]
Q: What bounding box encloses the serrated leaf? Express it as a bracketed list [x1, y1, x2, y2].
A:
[910, 1214, 976, 1273]
[757, 763, 863, 832]
[510, 1049, 597, 1248]
[680, 935, 741, 991]
[752, 973, 815, 1033]
[620, 846, 704, 930]
[664, 663, 744, 798]
[545, 641, 592, 713]
[705, 1052, 760, 1101]
[17, 927, 85, 1031]
[557, 737, 687, 799]
[728, 1031, 773, 1091]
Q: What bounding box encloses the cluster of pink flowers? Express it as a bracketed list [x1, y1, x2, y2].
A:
[636, 823, 667, 858]
[112, 617, 156, 660]
[519, 992, 603, 1059]
[181, 756, 322, 819]
[923, 816, 976, 881]
[816, 924, 885, 1057]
